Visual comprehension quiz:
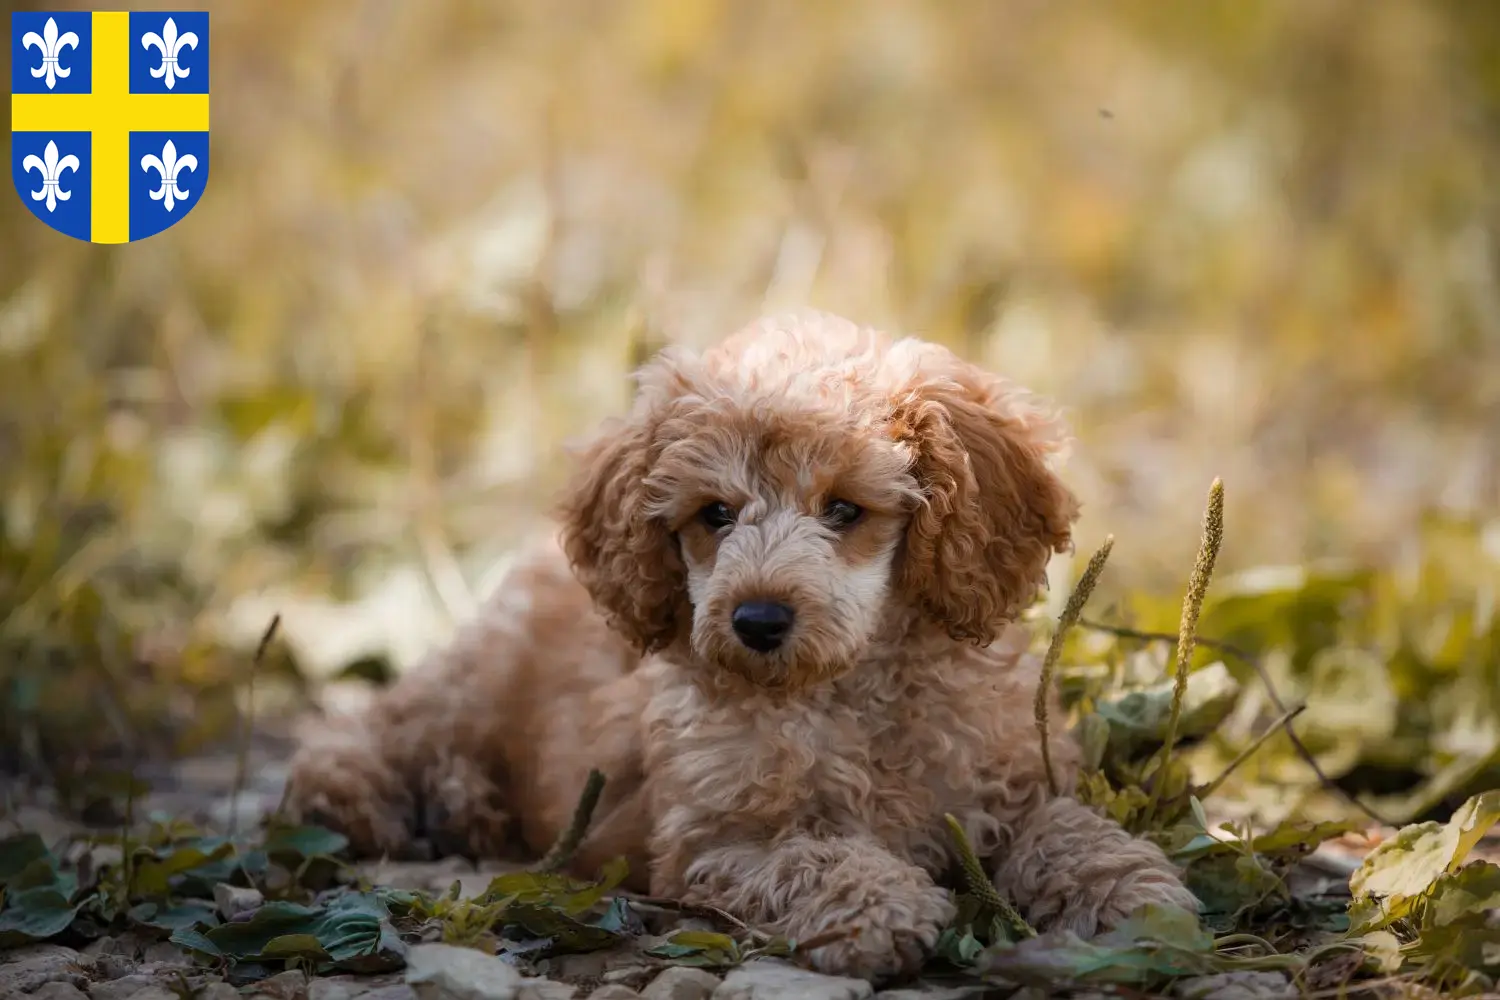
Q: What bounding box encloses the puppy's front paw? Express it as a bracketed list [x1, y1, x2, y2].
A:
[420, 756, 513, 860]
[283, 741, 413, 858]
[1090, 864, 1201, 934]
[799, 881, 956, 982]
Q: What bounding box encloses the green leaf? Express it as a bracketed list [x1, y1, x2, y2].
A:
[0, 834, 50, 886]
[664, 930, 738, 950]
[978, 904, 1217, 986]
[1184, 852, 1285, 920]
[189, 893, 405, 972]
[479, 856, 629, 917]
[128, 899, 221, 932]
[263, 824, 350, 863]
[0, 887, 82, 946]
[646, 929, 741, 967]
[1349, 790, 1500, 932]
[131, 840, 237, 897]
[1355, 930, 1403, 974]
[1249, 821, 1355, 858]
[500, 903, 625, 953]
[202, 900, 324, 958]
[263, 933, 331, 960]
[171, 927, 224, 958]
[1096, 661, 1241, 758]
[934, 926, 986, 966]
[1423, 861, 1500, 930]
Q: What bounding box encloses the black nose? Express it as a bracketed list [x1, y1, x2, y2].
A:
[731, 601, 795, 653]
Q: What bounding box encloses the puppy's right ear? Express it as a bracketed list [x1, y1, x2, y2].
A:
[557, 410, 687, 654]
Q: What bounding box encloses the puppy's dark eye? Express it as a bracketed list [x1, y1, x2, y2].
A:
[697, 501, 737, 531]
[823, 499, 863, 529]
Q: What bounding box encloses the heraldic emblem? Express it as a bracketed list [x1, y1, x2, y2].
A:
[11, 10, 209, 243]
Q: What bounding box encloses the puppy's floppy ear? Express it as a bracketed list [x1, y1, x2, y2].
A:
[557, 408, 688, 654]
[893, 358, 1079, 645]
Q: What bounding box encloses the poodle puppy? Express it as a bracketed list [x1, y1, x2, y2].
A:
[282, 310, 1198, 981]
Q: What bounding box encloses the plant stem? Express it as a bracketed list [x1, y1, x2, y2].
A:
[537, 767, 606, 872]
[231, 613, 280, 839]
[943, 813, 1035, 939]
[1149, 479, 1224, 821]
[1037, 535, 1114, 795]
[1195, 704, 1306, 801]
[1078, 617, 1391, 827]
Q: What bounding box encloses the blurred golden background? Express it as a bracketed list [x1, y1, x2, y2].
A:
[3, 0, 1498, 823]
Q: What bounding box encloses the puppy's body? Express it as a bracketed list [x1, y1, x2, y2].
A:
[285, 312, 1197, 980]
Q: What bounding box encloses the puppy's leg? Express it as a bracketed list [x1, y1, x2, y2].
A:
[283, 619, 517, 859]
[281, 723, 414, 857]
[988, 797, 1199, 935]
[664, 834, 955, 982]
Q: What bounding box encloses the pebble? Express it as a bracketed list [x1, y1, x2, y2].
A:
[517, 981, 578, 1000]
[213, 881, 266, 919]
[405, 942, 526, 1000]
[196, 985, 243, 1000]
[873, 986, 993, 999]
[30, 984, 91, 1000]
[0, 945, 88, 995]
[1175, 971, 1293, 1000]
[122, 989, 180, 1000]
[711, 959, 873, 1000]
[244, 969, 311, 998]
[588, 988, 643, 999]
[308, 976, 412, 1000]
[89, 975, 167, 1000]
[640, 967, 722, 1000]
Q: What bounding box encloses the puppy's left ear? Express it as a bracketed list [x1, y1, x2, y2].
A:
[894, 359, 1079, 644]
[556, 407, 689, 654]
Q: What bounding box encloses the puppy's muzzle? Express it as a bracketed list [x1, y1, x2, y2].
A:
[731, 600, 795, 653]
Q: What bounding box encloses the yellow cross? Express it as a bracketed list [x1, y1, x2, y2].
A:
[11, 12, 209, 244]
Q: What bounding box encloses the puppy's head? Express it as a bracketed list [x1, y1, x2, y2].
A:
[558, 312, 1078, 689]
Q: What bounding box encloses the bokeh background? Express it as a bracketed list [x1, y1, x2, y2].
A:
[3, 1, 1498, 828]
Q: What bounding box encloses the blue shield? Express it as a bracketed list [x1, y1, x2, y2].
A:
[11, 10, 210, 244]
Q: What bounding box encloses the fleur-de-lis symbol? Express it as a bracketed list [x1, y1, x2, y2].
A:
[22, 141, 81, 214]
[21, 16, 80, 91]
[141, 140, 198, 212]
[141, 17, 198, 90]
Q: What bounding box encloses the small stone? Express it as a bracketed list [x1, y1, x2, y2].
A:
[123, 989, 179, 1000]
[711, 960, 872, 1000]
[92, 954, 139, 984]
[589, 988, 643, 999]
[213, 881, 265, 920]
[141, 941, 193, 967]
[599, 967, 653, 990]
[0, 945, 88, 995]
[194, 985, 242, 1000]
[1176, 971, 1292, 1000]
[357, 987, 421, 1000]
[309, 980, 419, 1000]
[89, 975, 163, 1000]
[308, 978, 368, 1000]
[518, 980, 577, 1000]
[245, 969, 311, 999]
[641, 967, 722, 1000]
[874, 986, 991, 1000]
[405, 942, 526, 1000]
[31, 984, 90, 1000]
